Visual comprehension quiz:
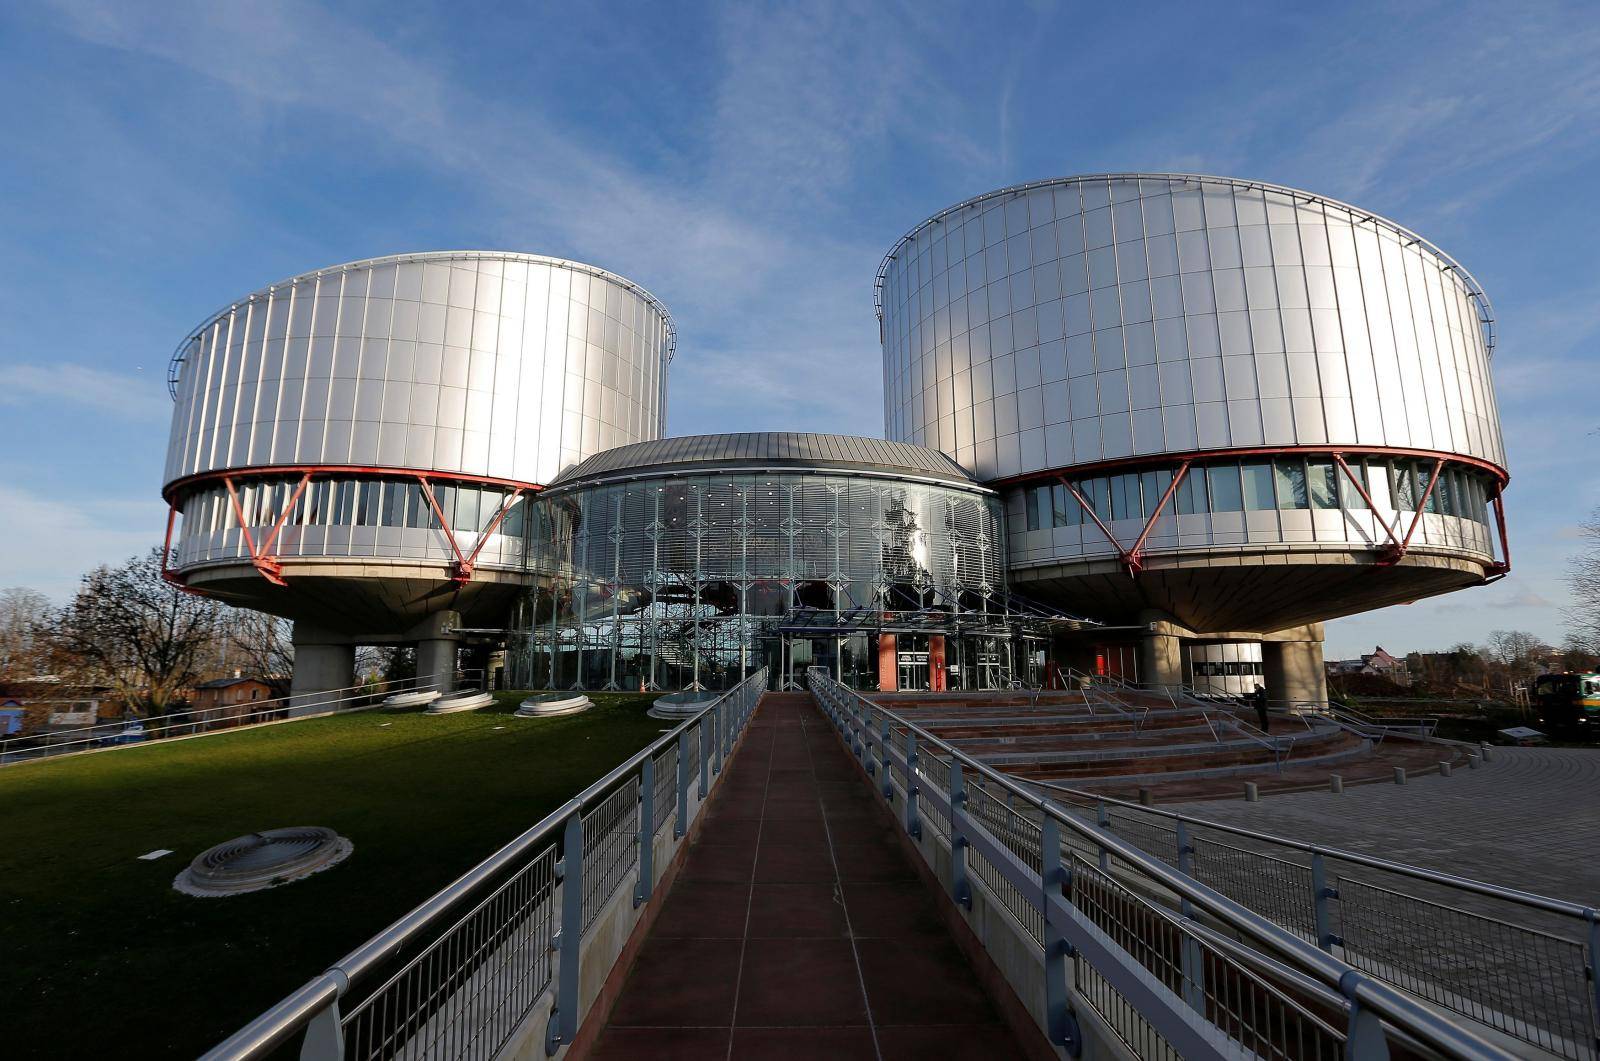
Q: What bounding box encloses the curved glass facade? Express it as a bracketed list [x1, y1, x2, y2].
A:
[507, 470, 1008, 691]
[172, 474, 532, 572]
[1008, 452, 1499, 569]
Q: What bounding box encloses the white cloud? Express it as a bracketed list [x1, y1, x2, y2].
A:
[0, 484, 165, 601]
[0, 363, 168, 422]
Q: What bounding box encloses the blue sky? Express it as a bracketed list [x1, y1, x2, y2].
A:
[0, 0, 1596, 658]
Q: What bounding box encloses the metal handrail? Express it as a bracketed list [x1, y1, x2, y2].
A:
[809, 669, 1516, 1060]
[1031, 771, 1594, 920]
[201, 669, 767, 1061]
[0, 672, 481, 765]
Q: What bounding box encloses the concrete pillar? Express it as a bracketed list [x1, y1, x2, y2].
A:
[288, 626, 356, 716]
[411, 610, 462, 695]
[417, 639, 459, 695]
[1139, 631, 1184, 691]
[1262, 638, 1327, 708]
[1138, 611, 1184, 691]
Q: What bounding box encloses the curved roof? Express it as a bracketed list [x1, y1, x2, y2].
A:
[875, 173, 1495, 355]
[549, 432, 984, 490]
[168, 250, 676, 398]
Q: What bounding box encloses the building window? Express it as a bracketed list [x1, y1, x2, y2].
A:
[1242, 462, 1274, 511]
[1308, 460, 1339, 510]
[1274, 459, 1308, 510]
[1175, 466, 1207, 515]
[1205, 463, 1243, 512]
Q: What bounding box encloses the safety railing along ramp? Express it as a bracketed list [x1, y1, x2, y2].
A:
[810, 668, 1596, 1061]
[199, 670, 767, 1061]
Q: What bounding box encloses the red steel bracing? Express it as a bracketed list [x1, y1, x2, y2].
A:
[1394, 457, 1446, 561]
[160, 503, 184, 586]
[256, 473, 313, 559]
[161, 462, 541, 504]
[453, 487, 526, 582]
[1126, 460, 1190, 573]
[221, 475, 285, 586]
[416, 477, 468, 581]
[1490, 492, 1512, 577]
[1019, 444, 1509, 581]
[174, 464, 543, 589]
[995, 443, 1508, 491]
[1331, 454, 1403, 552]
[1057, 461, 1191, 576]
[1057, 475, 1125, 564]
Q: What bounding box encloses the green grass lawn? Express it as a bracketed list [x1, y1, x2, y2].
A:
[0, 692, 668, 1059]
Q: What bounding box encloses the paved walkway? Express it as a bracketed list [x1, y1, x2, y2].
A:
[593, 693, 1023, 1059]
[1166, 745, 1600, 914]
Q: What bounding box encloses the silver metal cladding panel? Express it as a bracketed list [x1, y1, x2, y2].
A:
[550, 432, 979, 489]
[164, 252, 674, 491]
[877, 175, 1506, 482]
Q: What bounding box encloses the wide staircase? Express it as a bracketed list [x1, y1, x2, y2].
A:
[874, 686, 1371, 792]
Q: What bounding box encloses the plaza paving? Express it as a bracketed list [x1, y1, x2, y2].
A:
[1164, 745, 1600, 909]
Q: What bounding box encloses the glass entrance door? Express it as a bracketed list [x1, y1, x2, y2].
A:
[897, 649, 929, 691]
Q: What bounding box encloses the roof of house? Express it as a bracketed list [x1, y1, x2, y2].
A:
[195, 676, 271, 690]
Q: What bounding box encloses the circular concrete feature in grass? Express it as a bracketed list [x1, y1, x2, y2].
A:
[174, 827, 352, 897]
[425, 690, 494, 715]
[648, 690, 721, 720]
[516, 693, 592, 718]
[381, 689, 441, 709]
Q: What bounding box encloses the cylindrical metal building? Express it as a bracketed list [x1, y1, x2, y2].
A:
[877, 174, 1510, 697]
[161, 251, 674, 700]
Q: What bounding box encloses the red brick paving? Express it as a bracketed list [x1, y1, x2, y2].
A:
[591, 692, 1024, 1060]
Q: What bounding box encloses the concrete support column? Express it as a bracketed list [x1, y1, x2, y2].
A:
[411, 610, 462, 695]
[417, 639, 459, 695]
[1263, 638, 1327, 708]
[1138, 611, 1185, 691]
[288, 626, 356, 717]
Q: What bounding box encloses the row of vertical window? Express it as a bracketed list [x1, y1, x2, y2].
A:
[179, 477, 530, 539]
[1022, 456, 1494, 531]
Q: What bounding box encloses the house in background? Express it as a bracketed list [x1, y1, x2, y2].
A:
[1327, 646, 1410, 686]
[193, 676, 280, 728]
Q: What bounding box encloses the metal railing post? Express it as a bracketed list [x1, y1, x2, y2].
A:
[545, 810, 584, 1055]
[698, 716, 710, 799]
[712, 702, 724, 776]
[675, 729, 690, 839]
[1312, 852, 1340, 952]
[299, 999, 343, 1061]
[880, 719, 894, 800]
[904, 732, 922, 839]
[949, 760, 973, 910]
[1040, 811, 1073, 1047]
[1585, 909, 1599, 1042]
[1343, 978, 1391, 1060]
[1175, 820, 1205, 1013]
[635, 757, 654, 908]
[1096, 801, 1111, 872]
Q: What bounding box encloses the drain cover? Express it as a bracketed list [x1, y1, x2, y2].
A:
[174, 827, 352, 897]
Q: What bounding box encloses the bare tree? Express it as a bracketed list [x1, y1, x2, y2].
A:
[1569, 507, 1600, 652]
[0, 587, 53, 683]
[219, 609, 294, 680]
[49, 549, 222, 715]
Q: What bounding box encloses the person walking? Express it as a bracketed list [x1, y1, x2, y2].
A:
[1252, 683, 1270, 732]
